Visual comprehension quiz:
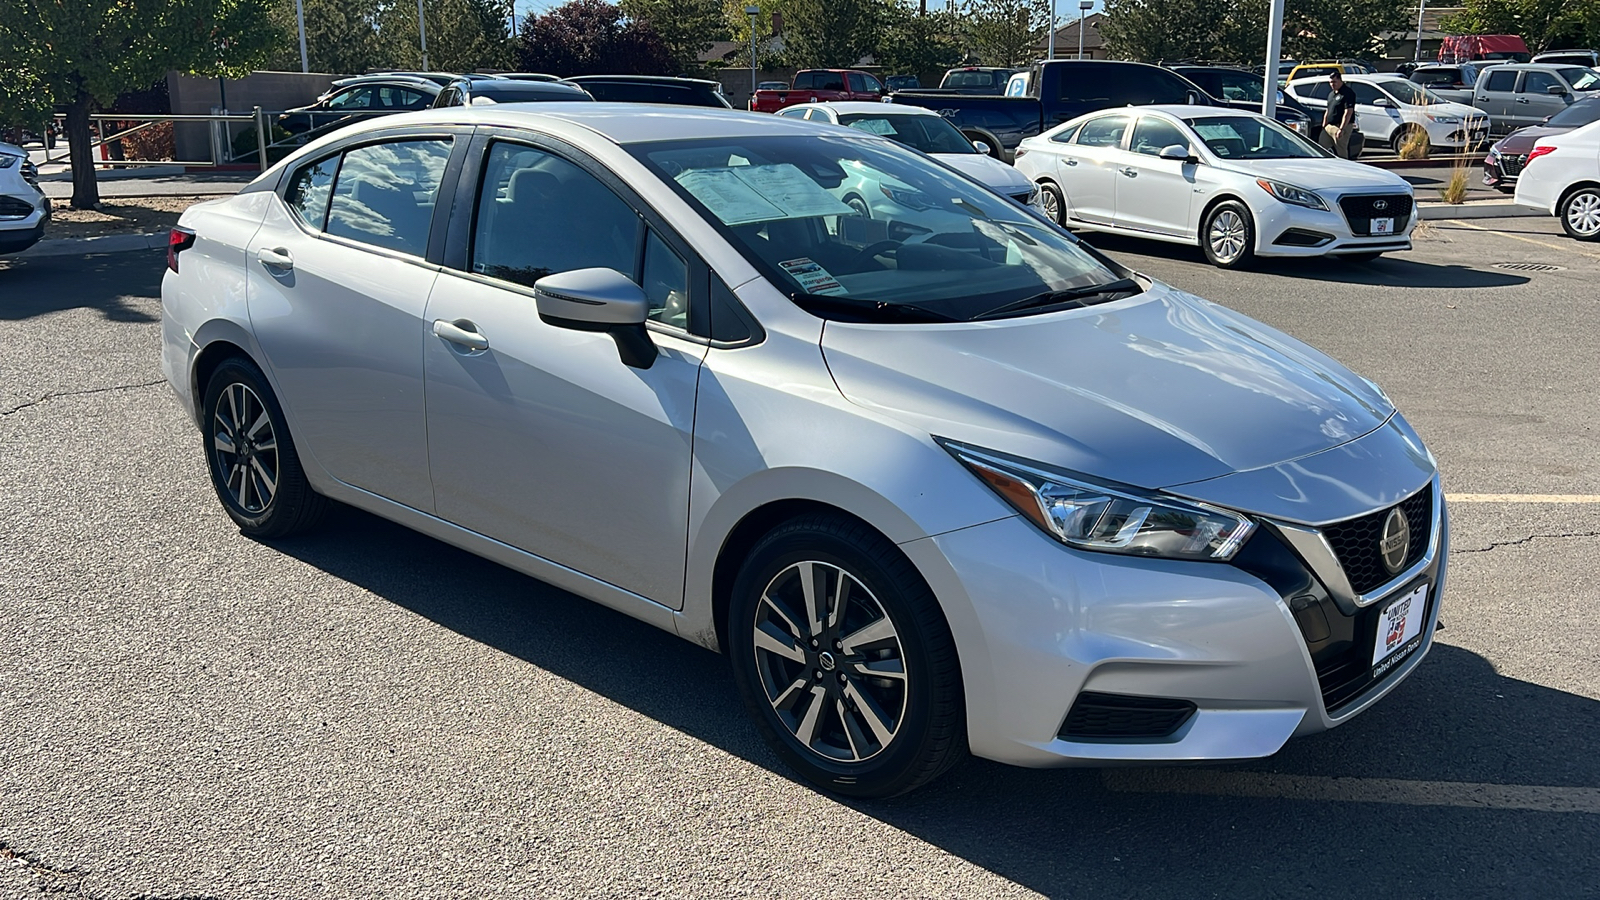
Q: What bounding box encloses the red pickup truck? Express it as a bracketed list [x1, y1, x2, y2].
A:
[750, 69, 884, 113]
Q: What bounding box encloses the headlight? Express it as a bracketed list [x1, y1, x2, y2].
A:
[942, 441, 1255, 562]
[880, 185, 935, 210]
[1256, 179, 1328, 210]
[0, 155, 18, 170]
[1426, 114, 1460, 124]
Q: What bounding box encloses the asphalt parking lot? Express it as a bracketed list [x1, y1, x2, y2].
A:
[2, 219, 1597, 898]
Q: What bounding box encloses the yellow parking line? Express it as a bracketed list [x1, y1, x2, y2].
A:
[1102, 769, 1600, 813]
[1446, 219, 1600, 261]
[1448, 494, 1600, 503]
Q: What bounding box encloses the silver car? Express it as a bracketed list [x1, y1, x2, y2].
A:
[162, 106, 1448, 797]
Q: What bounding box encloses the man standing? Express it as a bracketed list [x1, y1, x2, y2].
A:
[1321, 72, 1359, 159]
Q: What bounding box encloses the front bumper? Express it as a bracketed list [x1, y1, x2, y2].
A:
[1254, 197, 1416, 259]
[903, 478, 1447, 768]
[0, 205, 46, 254]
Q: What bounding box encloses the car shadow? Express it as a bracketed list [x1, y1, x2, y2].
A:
[271, 504, 1599, 898]
[0, 250, 162, 322]
[1080, 234, 1533, 289]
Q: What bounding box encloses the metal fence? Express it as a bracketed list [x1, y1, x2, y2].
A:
[33, 108, 399, 172]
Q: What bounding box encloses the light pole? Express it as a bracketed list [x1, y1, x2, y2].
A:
[417, 0, 429, 71]
[1413, 0, 1427, 63]
[746, 5, 760, 102]
[1048, 0, 1056, 60]
[1077, 1, 1092, 59]
[1262, 0, 1285, 118]
[295, 0, 308, 73]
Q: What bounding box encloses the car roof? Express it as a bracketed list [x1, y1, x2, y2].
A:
[350, 104, 857, 144]
[788, 102, 939, 116]
[331, 74, 442, 90]
[565, 75, 720, 87]
[467, 80, 590, 96]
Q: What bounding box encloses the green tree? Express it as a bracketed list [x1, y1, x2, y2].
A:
[264, 0, 384, 73]
[518, 0, 676, 75]
[621, 0, 729, 74]
[1443, 0, 1600, 53]
[721, 0, 788, 70]
[0, 0, 277, 209]
[876, 2, 964, 78]
[1104, 0, 1408, 65]
[783, 0, 882, 68]
[963, 0, 1051, 68]
[378, 0, 515, 72]
[1289, 0, 1409, 60]
[1100, 0, 1231, 62]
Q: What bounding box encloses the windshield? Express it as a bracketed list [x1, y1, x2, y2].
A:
[1379, 81, 1446, 105]
[1547, 97, 1600, 127]
[1184, 116, 1329, 159]
[629, 135, 1124, 322]
[1559, 68, 1600, 91]
[838, 113, 976, 154]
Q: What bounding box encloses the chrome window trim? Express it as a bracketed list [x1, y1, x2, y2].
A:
[1265, 473, 1441, 615]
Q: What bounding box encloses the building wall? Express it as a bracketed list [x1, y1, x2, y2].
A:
[167, 70, 339, 163]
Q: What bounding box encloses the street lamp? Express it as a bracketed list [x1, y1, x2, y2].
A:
[1077, 1, 1092, 60]
[746, 5, 760, 102]
[1048, 0, 1056, 60]
[417, 0, 429, 71]
[295, 0, 308, 73]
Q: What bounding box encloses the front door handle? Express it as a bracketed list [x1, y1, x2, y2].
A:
[432, 318, 489, 351]
[1515, 97, 1529, 103]
[257, 247, 293, 270]
[1120, 167, 1138, 177]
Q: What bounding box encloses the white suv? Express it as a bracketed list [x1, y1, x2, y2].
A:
[0, 140, 48, 255]
[1287, 73, 1490, 153]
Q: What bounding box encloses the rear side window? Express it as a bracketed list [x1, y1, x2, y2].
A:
[1483, 69, 1517, 92]
[1296, 82, 1331, 101]
[1049, 122, 1082, 143]
[816, 72, 846, 91]
[285, 155, 338, 229]
[1412, 69, 1459, 87]
[848, 73, 867, 92]
[470, 142, 641, 290]
[792, 72, 814, 90]
[325, 138, 452, 256]
[1075, 115, 1128, 148]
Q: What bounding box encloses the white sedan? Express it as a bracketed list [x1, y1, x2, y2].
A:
[1513, 118, 1600, 240]
[1285, 74, 1489, 154]
[1015, 106, 1417, 267]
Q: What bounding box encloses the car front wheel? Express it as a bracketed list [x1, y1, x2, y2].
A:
[728, 514, 966, 797]
[202, 357, 328, 538]
[1201, 200, 1255, 268]
[1560, 186, 1600, 241]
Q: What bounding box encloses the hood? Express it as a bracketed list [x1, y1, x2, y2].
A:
[0, 141, 24, 158]
[1496, 124, 1572, 154]
[821, 282, 1393, 490]
[1431, 101, 1486, 121]
[934, 152, 1034, 195]
[1219, 156, 1409, 193]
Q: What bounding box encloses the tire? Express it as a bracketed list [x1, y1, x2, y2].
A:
[1342, 251, 1383, 263]
[1559, 186, 1600, 242]
[727, 514, 966, 798]
[1200, 200, 1255, 269]
[843, 194, 871, 219]
[201, 357, 328, 538]
[1390, 125, 1425, 155]
[1038, 181, 1066, 225]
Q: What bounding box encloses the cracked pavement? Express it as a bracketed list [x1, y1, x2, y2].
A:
[1, 221, 1597, 899]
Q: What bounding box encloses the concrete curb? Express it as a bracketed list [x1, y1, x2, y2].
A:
[17, 232, 167, 258]
[1419, 201, 1544, 220]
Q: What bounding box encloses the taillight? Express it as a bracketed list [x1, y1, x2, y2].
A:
[1525, 145, 1556, 166]
[167, 226, 195, 273]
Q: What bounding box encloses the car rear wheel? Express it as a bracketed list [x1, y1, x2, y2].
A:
[202, 357, 328, 538]
[1038, 181, 1065, 225]
[1559, 187, 1600, 241]
[727, 514, 966, 797]
[1201, 200, 1255, 268]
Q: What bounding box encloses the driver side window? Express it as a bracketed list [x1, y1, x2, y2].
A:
[1350, 83, 1382, 105]
[1130, 117, 1188, 156]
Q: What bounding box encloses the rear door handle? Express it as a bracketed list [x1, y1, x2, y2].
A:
[257, 247, 293, 270]
[1515, 98, 1529, 103]
[1062, 157, 1078, 166]
[432, 318, 489, 351]
[1120, 167, 1138, 177]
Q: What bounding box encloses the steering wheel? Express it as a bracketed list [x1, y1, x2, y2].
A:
[842, 240, 901, 274]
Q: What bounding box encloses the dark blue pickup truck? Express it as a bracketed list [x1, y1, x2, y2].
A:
[889, 60, 1217, 161]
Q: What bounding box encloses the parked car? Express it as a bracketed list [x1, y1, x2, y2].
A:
[750, 69, 884, 113]
[756, 81, 788, 92]
[1258, 59, 1299, 87]
[1014, 106, 1416, 267]
[1407, 63, 1487, 106]
[1483, 97, 1600, 192]
[2, 121, 58, 149]
[562, 76, 731, 108]
[1514, 119, 1600, 240]
[0, 140, 48, 255]
[1168, 65, 1316, 136]
[937, 67, 1016, 95]
[278, 75, 441, 136]
[433, 78, 592, 107]
[493, 73, 564, 82]
[164, 103, 1447, 798]
[1470, 64, 1600, 135]
[883, 75, 921, 92]
[775, 102, 1039, 208]
[890, 60, 1215, 161]
[1439, 34, 1531, 64]
[1532, 50, 1600, 67]
[1285, 73, 1489, 153]
[1284, 61, 1368, 84]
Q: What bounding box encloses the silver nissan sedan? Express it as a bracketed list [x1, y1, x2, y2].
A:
[161, 105, 1448, 797]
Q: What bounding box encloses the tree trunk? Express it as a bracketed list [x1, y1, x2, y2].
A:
[65, 90, 100, 211]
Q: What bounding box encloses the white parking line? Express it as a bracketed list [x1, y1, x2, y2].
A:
[1447, 494, 1600, 503]
[1102, 769, 1600, 813]
[1445, 219, 1600, 261]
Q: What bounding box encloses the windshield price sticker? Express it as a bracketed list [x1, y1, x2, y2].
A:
[779, 258, 847, 295]
[677, 163, 853, 226]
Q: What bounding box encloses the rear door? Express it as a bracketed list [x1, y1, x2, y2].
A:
[1056, 114, 1129, 225]
[1475, 68, 1519, 133]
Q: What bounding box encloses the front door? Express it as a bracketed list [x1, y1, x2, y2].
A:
[422, 139, 707, 609]
[246, 136, 456, 512]
[1514, 70, 1569, 129]
[1115, 116, 1196, 236]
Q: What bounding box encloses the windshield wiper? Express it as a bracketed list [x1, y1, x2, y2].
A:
[970, 277, 1143, 321]
[790, 292, 960, 323]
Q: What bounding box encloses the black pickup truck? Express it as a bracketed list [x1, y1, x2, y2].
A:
[889, 60, 1214, 160]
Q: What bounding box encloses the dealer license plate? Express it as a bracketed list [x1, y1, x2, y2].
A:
[1372, 583, 1428, 675]
[1371, 217, 1395, 235]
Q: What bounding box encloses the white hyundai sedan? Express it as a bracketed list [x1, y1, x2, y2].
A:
[1513, 118, 1600, 241]
[1015, 106, 1418, 267]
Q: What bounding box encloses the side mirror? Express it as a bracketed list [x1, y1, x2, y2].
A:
[1158, 144, 1195, 163]
[1547, 84, 1569, 95]
[534, 267, 658, 369]
[1372, 97, 1392, 108]
[972, 139, 992, 155]
[1185, 90, 1201, 105]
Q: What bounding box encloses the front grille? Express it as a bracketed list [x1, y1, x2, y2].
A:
[1322, 483, 1432, 595]
[1338, 193, 1414, 235]
[21, 160, 38, 185]
[0, 195, 34, 218]
[1059, 692, 1196, 740]
[1499, 154, 1527, 177]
